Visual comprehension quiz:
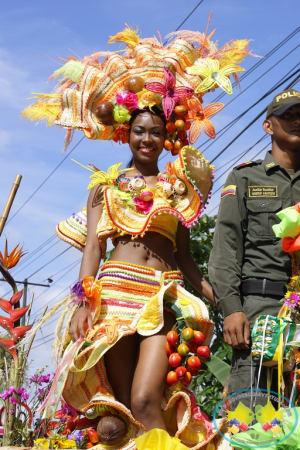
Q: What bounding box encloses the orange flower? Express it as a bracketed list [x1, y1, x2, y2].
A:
[185, 98, 224, 144]
[0, 240, 27, 269]
[112, 123, 130, 144]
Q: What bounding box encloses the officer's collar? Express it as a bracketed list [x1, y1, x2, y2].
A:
[263, 151, 281, 172]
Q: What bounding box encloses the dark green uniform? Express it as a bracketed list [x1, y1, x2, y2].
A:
[208, 151, 300, 393]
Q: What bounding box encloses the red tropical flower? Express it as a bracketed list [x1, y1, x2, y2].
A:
[145, 68, 194, 119]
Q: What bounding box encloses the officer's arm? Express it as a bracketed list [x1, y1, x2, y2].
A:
[208, 171, 250, 349]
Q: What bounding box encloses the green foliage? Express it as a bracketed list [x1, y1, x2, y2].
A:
[185, 214, 232, 418]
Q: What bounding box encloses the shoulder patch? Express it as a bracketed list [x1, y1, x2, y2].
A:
[221, 185, 236, 199]
[234, 160, 261, 170]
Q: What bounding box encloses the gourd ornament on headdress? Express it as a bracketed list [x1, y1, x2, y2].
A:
[21, 23, 255, 153]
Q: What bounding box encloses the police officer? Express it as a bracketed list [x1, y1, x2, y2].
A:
[208, 88, 300, 395]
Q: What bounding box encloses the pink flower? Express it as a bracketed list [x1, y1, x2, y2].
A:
[10, 396, 17, 405]
[284, 292, 300, 308]
[145, 67, 194, 119]
[133, 197, 153, 214]
[116, 92, 138, 111]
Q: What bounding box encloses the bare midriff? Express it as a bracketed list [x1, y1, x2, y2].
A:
[111, 232, 177, 272]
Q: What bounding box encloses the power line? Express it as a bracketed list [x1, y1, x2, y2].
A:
[199, 44, 300, 154]
[210, 69, 300, 164]
[6, 136, 85, 225]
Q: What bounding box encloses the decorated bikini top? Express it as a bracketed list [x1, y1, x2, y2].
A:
[56, 146, 213, 252]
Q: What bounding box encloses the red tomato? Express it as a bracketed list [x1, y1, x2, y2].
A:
[181, 371, 192, 387]
[175, 366, 187, 378]
[193, 331, 205, 345]
[167, 330, 178, 346]
[175, 119, 185, 130]
[187, 356, 201, 370]
[186, 365, 200, 376]
[197, 346, 211, 360]
[165, 341, 174, 357]
[187, 340, 198, 354]
[177, 129, 187, 141]
[184, 120, 191, 131]
[177, 343, 190, 356]
[167, 371, 179, 386]
[171, 147, 180, 156]
[169, 352, 182, 368]
[166, 121, 176, 134]
[174, 105, 187, 116]
[164, 139, 174, 151]
[87, 429, 99, 444]
[182, 327, 194, 342]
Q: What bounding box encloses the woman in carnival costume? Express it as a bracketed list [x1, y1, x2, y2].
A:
[22, 24, 254, 449]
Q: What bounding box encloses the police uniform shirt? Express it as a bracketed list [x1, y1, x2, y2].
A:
[208, 151, 300, 318]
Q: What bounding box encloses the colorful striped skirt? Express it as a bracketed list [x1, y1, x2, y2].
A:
[48, 261, 220, 449]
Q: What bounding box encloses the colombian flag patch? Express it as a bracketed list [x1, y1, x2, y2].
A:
[221, 185, 236, 199]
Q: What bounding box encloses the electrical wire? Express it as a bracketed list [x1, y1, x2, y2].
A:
[6, 136, 85, 225]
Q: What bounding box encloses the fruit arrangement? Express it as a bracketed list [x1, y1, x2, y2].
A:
[165, 328, 211, 388]
[164, 104, 192, 156]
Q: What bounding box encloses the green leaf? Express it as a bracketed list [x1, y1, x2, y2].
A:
[205, 355, 230, 386]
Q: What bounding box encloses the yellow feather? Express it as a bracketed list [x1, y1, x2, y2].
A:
[108, 24, 140, 49]
[21, 101, 62, 126]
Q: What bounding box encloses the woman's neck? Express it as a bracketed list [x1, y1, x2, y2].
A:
[132, 159, 160, 176]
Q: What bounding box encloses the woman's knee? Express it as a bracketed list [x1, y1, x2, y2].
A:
[131, 389, 160, 418]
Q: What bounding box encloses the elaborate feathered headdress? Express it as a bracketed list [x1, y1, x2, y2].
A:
[22, 23, 255, 153]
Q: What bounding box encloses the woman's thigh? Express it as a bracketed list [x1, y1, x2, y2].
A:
[131, 312, 176, 407]
[104, 332, 139, 409]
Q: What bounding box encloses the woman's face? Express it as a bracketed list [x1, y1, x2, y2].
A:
[129, 112, 165, 164]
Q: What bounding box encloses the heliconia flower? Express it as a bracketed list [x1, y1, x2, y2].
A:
[0, 315, 13, 331]
[0, 298, 12, 314]
[0, 240, 27, 270]
[284, 292, 300, 308]
[10, 290, 24, 306]
[0, 339, 17, 361]
[11, 325, 33, 342]
[145, 68, 194, 119]
[185, 98, 224, 143]
[186, 57, 244, 95]
[10, 306, 29, 323]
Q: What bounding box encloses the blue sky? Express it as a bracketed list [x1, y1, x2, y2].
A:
[0, 0, 299, 373]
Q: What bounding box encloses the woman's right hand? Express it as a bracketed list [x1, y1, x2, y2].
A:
[69, 307, 93, 341]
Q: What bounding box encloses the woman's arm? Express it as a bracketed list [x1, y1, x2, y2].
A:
[174, 222, 216, 306]
[69, 185, 104, 341]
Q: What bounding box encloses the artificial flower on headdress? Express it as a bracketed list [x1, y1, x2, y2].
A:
[186, 57, 244, 95]
[145, 68, 194, 119]
[112, 123, 130, 144]
[137, 89, 162, 110]
[184, 98, 224, 143]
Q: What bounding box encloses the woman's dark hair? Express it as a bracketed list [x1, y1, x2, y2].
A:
[127, 107, 166, 168]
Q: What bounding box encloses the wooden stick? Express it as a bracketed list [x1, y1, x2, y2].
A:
[0, 174, 22, 237]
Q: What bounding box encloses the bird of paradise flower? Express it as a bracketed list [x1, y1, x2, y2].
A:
[183, 98, 224, 144]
